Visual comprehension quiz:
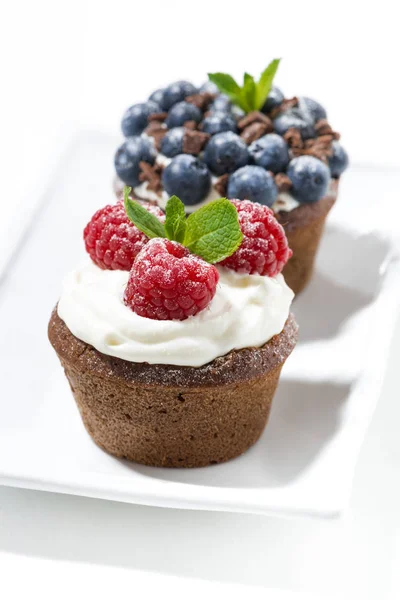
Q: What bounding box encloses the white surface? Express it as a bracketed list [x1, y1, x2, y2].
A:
[0, 132, 399, 521]
[0, 552, 329, 600]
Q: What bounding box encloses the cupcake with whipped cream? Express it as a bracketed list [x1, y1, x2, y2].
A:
[113, 60, 348, 295]
[49, 188, 297, 467]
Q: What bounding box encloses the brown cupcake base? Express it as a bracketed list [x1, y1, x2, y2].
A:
[49, 309, 298, 468]
[278, 182, 338, 294]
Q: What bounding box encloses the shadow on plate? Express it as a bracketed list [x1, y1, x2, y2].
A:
[293, 226, 390, 343]
[293, 272, 372, 343]
[123, 379, 350, 489]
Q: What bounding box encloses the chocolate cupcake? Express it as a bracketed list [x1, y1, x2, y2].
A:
[49, 191, 297, 467]
[113, 60, 348, 295]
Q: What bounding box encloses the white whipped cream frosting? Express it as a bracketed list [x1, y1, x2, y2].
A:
[58, 262, 293, 367]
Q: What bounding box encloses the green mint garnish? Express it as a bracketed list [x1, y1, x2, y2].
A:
[124, 187, 166, 239]
[123, 187, 242, 264]
[208, 58, 280, 113]
[164, 195, 187, 243]
[183, 199, 243, 264]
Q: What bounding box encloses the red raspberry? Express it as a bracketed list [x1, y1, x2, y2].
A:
[84, 201, 164, 271]
[219, 200, 292, 276]
[124, 239, 219, 321]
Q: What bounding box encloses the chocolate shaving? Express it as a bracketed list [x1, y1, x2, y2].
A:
[148, 112, 167, 123]
[275, 173, 293, 193]
[283, 127, 304, 149]
[291, 137, 333, 162]
[138, 161, 164, 193]
[269, 96, 299, 119]
[214, 174, 229, 197]
[184, 120, 198, 130]
[240, 121, 272, 144]
[314, 119, 340, 140]
[182, 130, 210, 155]
[186, 92, 215, 111]
[238, 111, 272, 131]
[143, 121, 167, 150]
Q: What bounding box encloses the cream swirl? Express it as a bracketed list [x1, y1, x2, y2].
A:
[57, 262, 293, 367]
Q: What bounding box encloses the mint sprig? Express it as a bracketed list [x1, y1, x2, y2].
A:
[124, 187, 166, 239]
[123, 187, 242, 264]
[164, 195, 187, 243]
[183, 199, 242, 263]
[208, 58, 281, 113]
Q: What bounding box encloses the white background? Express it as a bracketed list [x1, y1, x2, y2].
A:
[1, 1, 400, 598]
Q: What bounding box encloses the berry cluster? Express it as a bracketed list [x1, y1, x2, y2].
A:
[115, 78, 348, 210]
[219, 200, 292, 277]
[83, 191, 292, 321]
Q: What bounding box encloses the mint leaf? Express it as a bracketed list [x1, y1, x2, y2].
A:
[242, 73, 257, 113]
[183, 199, 243, 264]
[124, 187, 166, 239]
[208, 72, 241, 97]
[255, 58, 281, 110]
[209, 61, 281, 113]
[164, 195, 187, 243]
[207, 73, 248, 111]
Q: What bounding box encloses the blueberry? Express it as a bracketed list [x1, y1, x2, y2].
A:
[114, 136, 156, 187]
[262, 86, 284, 113]
[199, 81, 219, 94]
[328, 141, 349, 178]
[298, 96, 327, 122]
[149, 88, 165, 105]
[249, 133, 289, 173]
[165, 101, 202, 128]
[287, 156, 330, 203]
[160, 127, 185, 158]
[227, 166, 278, 206]
[160, 81, 198, 111]
[209, 94, 232, 114]
[273, 109, 315, 139]
[204, 132, 249, 176]
[162, 155, 211, 205]
[201, 112, 237, 136]
[121, 101, 160, 137]
[231, 105, 246, 120]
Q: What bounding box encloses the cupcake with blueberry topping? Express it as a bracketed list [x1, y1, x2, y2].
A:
[49, 189, 297, 467]
[113, 60, 349, 294]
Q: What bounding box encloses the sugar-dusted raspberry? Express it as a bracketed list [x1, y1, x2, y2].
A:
[84, 201, 164, 271]
[124, 238, 219, 320]
[219, 199, 292, 276]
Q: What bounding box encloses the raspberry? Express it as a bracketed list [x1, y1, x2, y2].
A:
[84, 201, 164, 271]
[124, 239, 219, 321]
[219, 199, 292, 276]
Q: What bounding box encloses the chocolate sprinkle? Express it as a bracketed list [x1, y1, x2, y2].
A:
[275, 173, 293, 193]
[238, 111, 273, 131]
[182, 130, 210, 155]
[184, 120, 198, 130]
[186, 92, 215, 111]
[314, 119, 340, 140]
[240, 121, 272, 144]
[143, 121, 167, 150]
[148, 112, 168, 123]
[283, 127, 304, 150]
[214, 174, 229, 197]
[269, 97, 298, 119]
[138, 161, 164, 193]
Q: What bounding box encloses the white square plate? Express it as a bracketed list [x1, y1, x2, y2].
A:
[1, 132, 399, 518]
